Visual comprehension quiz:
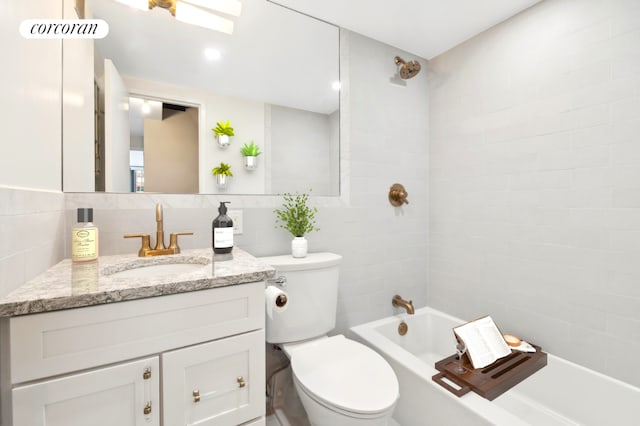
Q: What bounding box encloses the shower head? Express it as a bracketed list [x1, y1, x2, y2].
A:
[394, 56, 421, 79]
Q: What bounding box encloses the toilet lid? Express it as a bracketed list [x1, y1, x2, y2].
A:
[290, 335, 399, 415]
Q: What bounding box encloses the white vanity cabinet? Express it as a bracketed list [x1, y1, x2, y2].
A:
[0, 281, 265, 426]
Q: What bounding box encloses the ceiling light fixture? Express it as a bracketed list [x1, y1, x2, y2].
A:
[114, 0, 240, 34]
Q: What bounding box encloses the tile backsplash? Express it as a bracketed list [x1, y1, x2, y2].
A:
[0, 187, 65, 297]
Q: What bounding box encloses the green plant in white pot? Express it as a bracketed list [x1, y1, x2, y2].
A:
[212, 120, 234, 149]
[240, 141, 261, 170]
[274, 191, 319, 258]
[211, 162, 233, 189]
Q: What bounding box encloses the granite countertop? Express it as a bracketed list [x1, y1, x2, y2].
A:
[0, 247, 275, 317]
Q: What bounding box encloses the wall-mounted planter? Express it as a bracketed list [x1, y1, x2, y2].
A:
[215, 174, 230, 189]
[216, 134, 231, 149]
[243, 156, 258, 171]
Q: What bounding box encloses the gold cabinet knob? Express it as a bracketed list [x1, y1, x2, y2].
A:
[237, 376, 246, 388]
[192, 389, 200, 403]
[143, 401, 152, 415]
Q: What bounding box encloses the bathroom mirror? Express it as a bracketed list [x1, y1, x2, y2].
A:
[63, 0, 340, 195]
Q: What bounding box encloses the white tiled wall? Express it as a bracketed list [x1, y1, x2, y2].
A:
[65, 30, 430, 334]
[429, 0, 640, 386]
[0, 187, 65, 297]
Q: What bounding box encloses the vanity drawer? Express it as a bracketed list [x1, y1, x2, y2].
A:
[9, 282, 264, 383]
[162, 329, 265, 426]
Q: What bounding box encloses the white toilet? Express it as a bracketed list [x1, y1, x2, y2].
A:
[261, 253, 399, 426]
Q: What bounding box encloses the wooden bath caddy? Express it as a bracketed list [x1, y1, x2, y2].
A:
[432, 344, 547, 401]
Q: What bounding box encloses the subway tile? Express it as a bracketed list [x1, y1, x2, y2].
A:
[613, 189, 640, 207]
[609, 229, 640, 252]
[612, 97, 640, 122]
[572, 167, 611, 189]
[612, 142, 640, 166]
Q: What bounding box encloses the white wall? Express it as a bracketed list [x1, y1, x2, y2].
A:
[64, 30, 430, 333]
[104, 59, 131, 192]
[429, 0, 640, 386]
[0, 0, 66, 303]
[0, 0, 62, 191]
[270, 105, 336, 195]
[62, 0, 95, 192]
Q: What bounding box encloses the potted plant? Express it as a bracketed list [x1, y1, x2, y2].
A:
[274, 191, 319, 258]
[211, 162, 233, 189]
[212, 120, 235, 148]
[240, 141, 261, 170]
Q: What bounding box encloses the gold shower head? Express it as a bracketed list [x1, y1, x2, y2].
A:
[394, 56, 421, 79]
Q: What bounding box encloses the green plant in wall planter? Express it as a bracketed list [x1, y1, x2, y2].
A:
[274, 191, 319, 258]
[240, 141, 261, 170]
[212, 120, 235, 149]
[211, 162, 233, 190]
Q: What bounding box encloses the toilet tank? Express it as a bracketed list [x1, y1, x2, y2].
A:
[260, 253, 342, 344]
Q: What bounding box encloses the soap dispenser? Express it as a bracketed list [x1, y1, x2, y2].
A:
[212, 201, 233, 254]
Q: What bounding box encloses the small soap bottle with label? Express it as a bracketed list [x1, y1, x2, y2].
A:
[212, 202, 233, 254]
[71, 208, 99, 262]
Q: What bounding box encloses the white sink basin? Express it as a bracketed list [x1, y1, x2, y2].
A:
[104, 256, 210, 279]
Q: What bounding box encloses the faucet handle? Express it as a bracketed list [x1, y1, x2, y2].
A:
[169, 232, 193, 253]
[124, 234, 151, 257]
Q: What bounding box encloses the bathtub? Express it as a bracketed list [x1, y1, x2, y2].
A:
[350, 307, 639, 426]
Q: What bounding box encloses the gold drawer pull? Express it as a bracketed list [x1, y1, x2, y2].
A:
[237, 376, 246, 388]
[143, 401, 152, 415]
[193, 389, 200, 403]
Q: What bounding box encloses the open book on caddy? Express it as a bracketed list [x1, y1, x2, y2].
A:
[453, 316, 512, 369]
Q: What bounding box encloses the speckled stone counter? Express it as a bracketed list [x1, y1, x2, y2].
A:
[0, 247, 275, 317]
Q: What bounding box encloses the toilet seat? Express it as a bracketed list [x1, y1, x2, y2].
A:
[288, 335, 399, 417]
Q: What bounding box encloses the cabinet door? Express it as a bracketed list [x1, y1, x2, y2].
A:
[163, 330, 265, 426]
[12, 357, 159, 426]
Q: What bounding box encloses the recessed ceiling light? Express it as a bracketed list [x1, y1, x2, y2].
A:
[332, 81, 341, 91]
[204, 48, 222, 61]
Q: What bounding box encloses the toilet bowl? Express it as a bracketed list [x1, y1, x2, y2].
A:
[283, 335, 398, 425]
[260, 253, 399, 425]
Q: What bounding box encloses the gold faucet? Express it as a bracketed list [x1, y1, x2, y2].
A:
[392, 294, 415, 315]
[124, 203, 193, 257]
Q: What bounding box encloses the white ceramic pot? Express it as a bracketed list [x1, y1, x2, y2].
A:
[243, 155, 258, 170]
[291, 236, 308, 258]
[217, 134, 231, 149]
[215, 174, 229, 189]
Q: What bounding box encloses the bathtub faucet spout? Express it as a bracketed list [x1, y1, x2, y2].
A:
[392, 295, 415, 315]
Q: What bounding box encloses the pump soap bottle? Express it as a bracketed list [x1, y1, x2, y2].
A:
[71, 208, 99, 262]
[212, 202, 233, 254]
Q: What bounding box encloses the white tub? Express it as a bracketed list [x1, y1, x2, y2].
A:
[350, 307, 639, 426]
